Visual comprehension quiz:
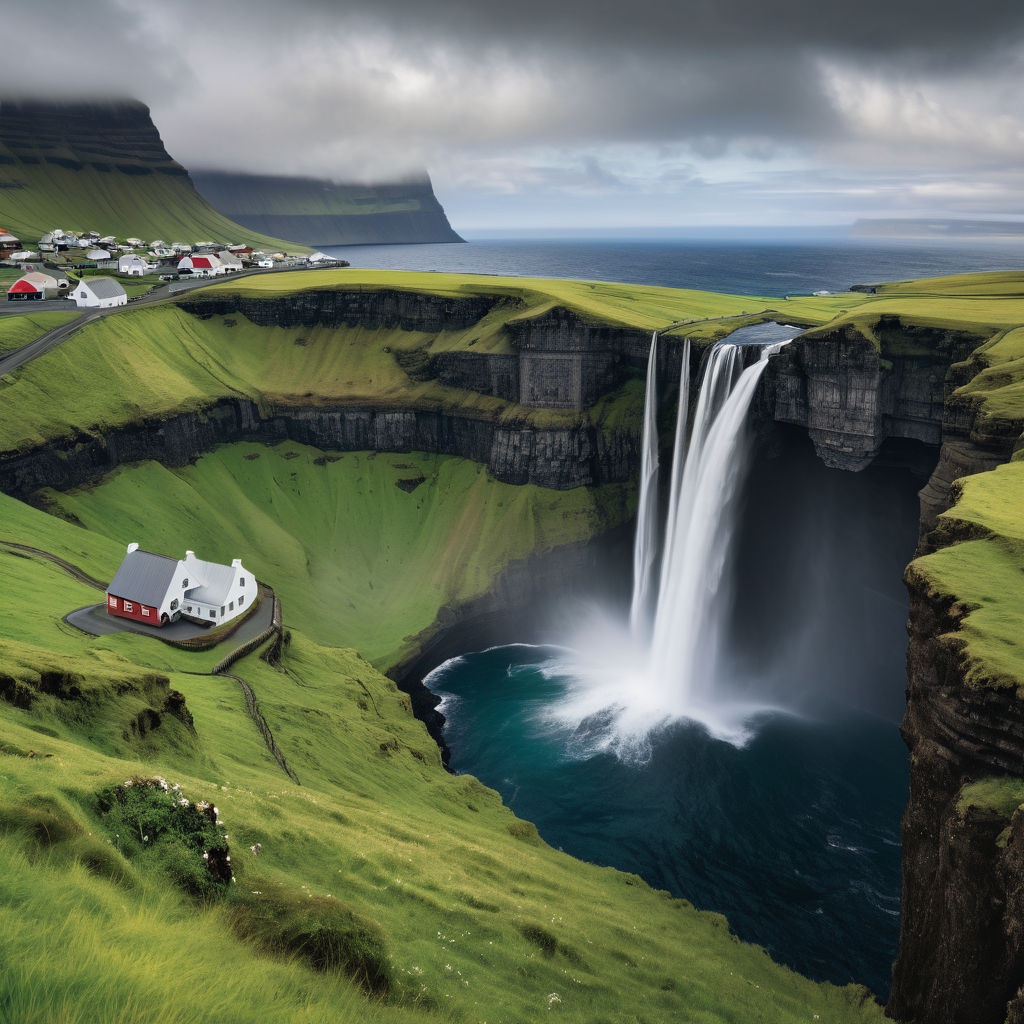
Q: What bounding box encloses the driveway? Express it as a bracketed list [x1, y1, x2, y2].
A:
[67, 595, 275, 646]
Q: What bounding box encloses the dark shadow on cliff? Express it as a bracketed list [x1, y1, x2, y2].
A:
[729, 423, 931, 721]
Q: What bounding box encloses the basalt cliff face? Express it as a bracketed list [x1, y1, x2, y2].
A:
[191, 170, 463, 247]
[885, 364, 1024, 1023]
[0, 290, 663, 499]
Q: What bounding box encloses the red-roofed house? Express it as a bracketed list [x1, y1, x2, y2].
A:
[177, 254, 224, 278]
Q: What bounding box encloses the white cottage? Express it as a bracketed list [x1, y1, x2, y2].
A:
[118, 253, 150, 276]
[106, 543, 256, 627]
[215, 250, 243, 272]
[72, 277, 127, 308]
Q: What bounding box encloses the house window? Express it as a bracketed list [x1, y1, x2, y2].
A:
[210, 609, 216, 618]
[125, 601, 133, 612]
[170, 599, 179, 611]
[238, 596, 244, 607]
[220, 606, 225, 616]
[240, 577, 245, 587]
[108, 596, 117, 607]
[186, 606, 192, 614]
[229, 601, 234, 611]
[142, 608, 150, 617]
[182, 578, 189, 588]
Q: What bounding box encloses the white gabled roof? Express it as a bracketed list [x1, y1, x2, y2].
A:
[79, 277, 126, 299]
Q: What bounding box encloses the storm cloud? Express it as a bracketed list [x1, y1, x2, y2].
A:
[2, 0, 1024, 227]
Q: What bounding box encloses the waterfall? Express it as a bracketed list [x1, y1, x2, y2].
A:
[628, 331, 663, 632]
[649, 341, 786, 712]
[553, 328, 795, 756]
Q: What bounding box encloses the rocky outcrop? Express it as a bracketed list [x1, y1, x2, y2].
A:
[916, 346, 1024, 539]
[0, 397, 638, 500]
[765, 318, 982, 472]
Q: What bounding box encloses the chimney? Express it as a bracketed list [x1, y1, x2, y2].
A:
[127, 542, 139, 554]
[231, 558, 242, 568]
[185, 550, 196, 560]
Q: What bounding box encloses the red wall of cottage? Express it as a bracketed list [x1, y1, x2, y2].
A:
[106, 594, 161, 625]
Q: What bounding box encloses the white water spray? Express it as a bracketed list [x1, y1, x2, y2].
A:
[552, 329, 796, 756]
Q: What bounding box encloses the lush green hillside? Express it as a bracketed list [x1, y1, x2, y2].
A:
[42, 445, 631, 669]
[0, 99, 307, 251]
[0, 463, 882, 1023]
[0, 310, 80, 355]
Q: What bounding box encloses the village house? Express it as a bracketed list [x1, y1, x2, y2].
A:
[7, 270, 70, 301]
[216, 250, 243, 272]
[0, 229, 21, 258]
[106, 543, 255, 627]
[118, 253, 151, 276]
[177, 253, 224, 277]
[86, 248, 111, 261]
[72, 277, 127, 308]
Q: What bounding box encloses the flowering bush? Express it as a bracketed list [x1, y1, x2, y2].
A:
[95, 776, 231, 897]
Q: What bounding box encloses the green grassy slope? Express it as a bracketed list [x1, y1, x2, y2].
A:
[209, 267, 871, 331]
[43, 444, 632, 670]
[0, 467, 882, 1024]
[0, 161, 307, 251]
[0, 310, 80, 354]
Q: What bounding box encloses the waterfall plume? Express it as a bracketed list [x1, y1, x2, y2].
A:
[552, 326, 798, 757]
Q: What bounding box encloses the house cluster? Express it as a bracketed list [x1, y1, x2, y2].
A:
[3, 222, 347, 307]
[106, 543, 255, 628]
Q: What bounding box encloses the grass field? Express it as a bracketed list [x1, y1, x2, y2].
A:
[0, 310, 80, 354]
[43, 444, 633, 670]
[207, 267, 872, 332]
[0, 457, 884, 1023]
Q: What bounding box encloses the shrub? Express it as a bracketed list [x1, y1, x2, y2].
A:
[95, 776, 232, 896]
[230, 882, 392, 995]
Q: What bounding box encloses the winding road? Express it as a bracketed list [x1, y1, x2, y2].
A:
[0, 264, 335, 377]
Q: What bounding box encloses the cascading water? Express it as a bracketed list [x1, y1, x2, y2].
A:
[628, 331, 665, 632]
[550, 328, 797, 754]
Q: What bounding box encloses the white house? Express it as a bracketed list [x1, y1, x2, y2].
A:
[257, 258, 274, 268]
[119, 253, 150, 276]
[177, 254, 224, 277]
[106, 543, 256, 627]
[215, 250, 242, 272]
[86, 249, 111, 261]
[72, 277, 127, 308]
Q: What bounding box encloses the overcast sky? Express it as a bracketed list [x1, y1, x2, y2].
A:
[4, 0, 1024, 230]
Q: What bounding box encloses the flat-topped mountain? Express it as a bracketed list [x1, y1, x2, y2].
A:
[191, 171, 463, 246]
[0, 98, 301, 249]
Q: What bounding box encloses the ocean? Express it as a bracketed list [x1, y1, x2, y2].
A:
[322, 233, 1024, 296]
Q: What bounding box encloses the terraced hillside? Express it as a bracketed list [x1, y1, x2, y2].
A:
[0, 99, 305, 250]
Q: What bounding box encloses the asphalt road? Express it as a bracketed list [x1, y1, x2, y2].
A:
[0, 264, 339, 377]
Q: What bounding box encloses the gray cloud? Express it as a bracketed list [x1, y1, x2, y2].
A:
[1, 0, 1023, 226]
